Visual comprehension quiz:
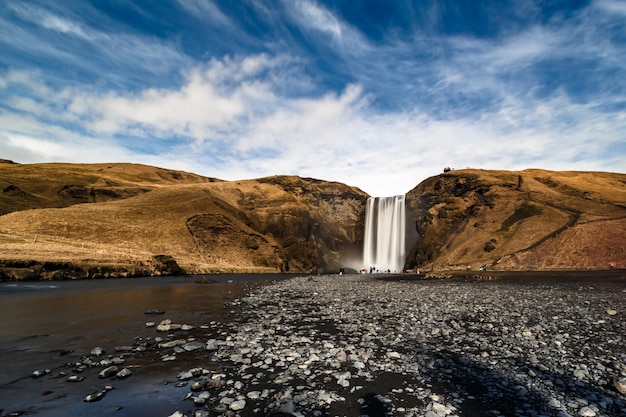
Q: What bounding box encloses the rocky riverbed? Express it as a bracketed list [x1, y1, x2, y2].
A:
[3, 273, 625, 417]
[169, 273, 626, 417]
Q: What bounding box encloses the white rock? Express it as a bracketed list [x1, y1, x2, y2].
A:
[578, 406, 596, 416]
[230, 399, 246, 410]
[317, 391, 335, 404]
[183, 341, 205, 351]
[206, 339, 219, 350]
[160, 339, 186, 348]
[98, 366, 118, 378]
[431, 401, 451, 415]
[247, 391, 261, 399]
[614, 376, 626, 394]
[386, 351, 401, 360]
[157, 319, 172, 331]
[548, 398, 562, 408]
[90, 347, 104, 356]
[115, 368, 132, 379]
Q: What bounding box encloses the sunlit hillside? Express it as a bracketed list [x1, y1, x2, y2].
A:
[0, 161, 367, 278]
[405, 169, 626, 271]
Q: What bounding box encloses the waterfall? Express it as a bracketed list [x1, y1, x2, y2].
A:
[363, 195, 406, 273]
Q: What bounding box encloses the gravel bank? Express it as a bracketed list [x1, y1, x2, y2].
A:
[172, 274, 626, 417]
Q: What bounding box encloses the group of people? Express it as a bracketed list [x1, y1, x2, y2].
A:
[361, 266, 393, 274]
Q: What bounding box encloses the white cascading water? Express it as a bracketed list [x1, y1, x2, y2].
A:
[363, 195, 406, 273]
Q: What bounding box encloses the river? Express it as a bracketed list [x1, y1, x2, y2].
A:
[0, 274, 291, 417]
[1, 272, 624, 417]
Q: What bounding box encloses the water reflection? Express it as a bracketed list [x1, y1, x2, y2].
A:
[0, 274, 290, 415]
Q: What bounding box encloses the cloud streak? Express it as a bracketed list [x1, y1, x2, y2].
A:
[0, 0, 624, 196]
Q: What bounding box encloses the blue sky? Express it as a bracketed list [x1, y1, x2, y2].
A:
[1, 0, 625, 196]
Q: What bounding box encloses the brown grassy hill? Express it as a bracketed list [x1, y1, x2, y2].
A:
[0, 160, 217, 215]
[0, 162, 367, 279]
[405, 169, 626, 271]
[2, 161, 624, 279]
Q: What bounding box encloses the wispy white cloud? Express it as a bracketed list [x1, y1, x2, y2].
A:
[283, 0, 371, 56]
[2, 2, 190, 89]
[594, 0, 626, 16]
[176, 0, 232, 26]
[288, 0, 341, 39]
[8, 2, 91, 39]
[0, 1, 624, 196]
[2, 49, 623, 197]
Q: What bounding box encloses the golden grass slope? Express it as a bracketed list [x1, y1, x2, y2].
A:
[405, 169, 626, 271]
[0, 162, 367, 277]
[0, 160, 216, 215]
[2, 160, 625, 278]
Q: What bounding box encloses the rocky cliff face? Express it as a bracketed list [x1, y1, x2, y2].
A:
[186, 176, 368, 273]
[404, 169, 626, 271]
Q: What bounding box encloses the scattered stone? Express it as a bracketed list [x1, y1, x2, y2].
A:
[606, 309, 618, 316]
[230, 399, 246, 410]
[84, 387, 111, 403]
[206, 339, 220, 350]
[548, 398, 562, 408]
[386, 351, 401, 360]
[173, 274, 623, 417]
[182, 341, 205, 351]
[98, 366, 118, 378]
[115, 368, 132, 379]
[159, 339, 187, 348]
[31, 369, 50, 378]
[247, 391, 261, 399]
[614, 376, 626, 395]
[90, 347, 105, 356]
[144, 309, 165, 315]
[578, 406, 596, 416]
[157, 319, 173, 331]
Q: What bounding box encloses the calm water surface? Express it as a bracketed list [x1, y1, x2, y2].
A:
[0, 274, 291, 416]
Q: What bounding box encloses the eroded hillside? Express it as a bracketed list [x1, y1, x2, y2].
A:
[0, 160, 217, 215]
[405, 169, 626, 271]
[1, 160, 624, 279]
[0, 161, 367, 278]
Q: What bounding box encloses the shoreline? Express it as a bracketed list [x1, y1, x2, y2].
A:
[1, 256, 625, 282]
[378, 269, 626, 281]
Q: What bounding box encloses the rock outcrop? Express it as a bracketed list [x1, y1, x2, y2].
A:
[405, 169, 626, 271]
